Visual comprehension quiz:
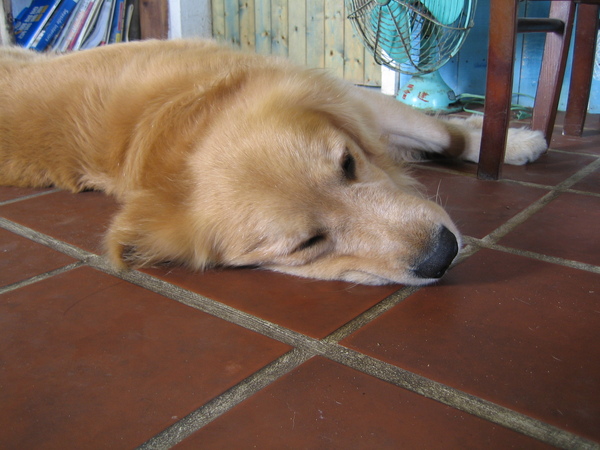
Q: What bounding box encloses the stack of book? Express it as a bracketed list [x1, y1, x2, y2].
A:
[12, 0, 137, 52]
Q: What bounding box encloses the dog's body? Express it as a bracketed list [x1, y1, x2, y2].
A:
[0, 40, 546, 285]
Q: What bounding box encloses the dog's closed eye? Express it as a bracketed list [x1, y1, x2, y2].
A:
[293, 233, 327, 253]
[341, 150, 357, 181]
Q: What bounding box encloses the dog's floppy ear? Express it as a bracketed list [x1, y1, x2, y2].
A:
[105, 191, 218, 270]
[319, 102, 384, 156]
[297, 81, 421, 191]
[290, 73, 386, 157]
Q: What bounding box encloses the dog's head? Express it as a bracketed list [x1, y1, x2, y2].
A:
[106, 70, 460, 285]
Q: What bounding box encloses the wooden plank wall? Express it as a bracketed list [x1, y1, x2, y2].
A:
[212, 0, 381, 86]
[212, 0, 599, 112]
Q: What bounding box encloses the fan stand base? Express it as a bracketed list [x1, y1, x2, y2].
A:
[396, 72, 463, 114]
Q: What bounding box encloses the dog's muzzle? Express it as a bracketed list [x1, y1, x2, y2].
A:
[412, 225, 459, 280]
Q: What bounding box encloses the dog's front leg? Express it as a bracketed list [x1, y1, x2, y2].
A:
[353, 87, 547, 165]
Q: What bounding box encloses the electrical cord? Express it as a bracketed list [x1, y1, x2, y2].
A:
[457, 93, 535, 119]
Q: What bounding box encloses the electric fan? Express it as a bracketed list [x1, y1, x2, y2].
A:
[347, 0, 477, 113]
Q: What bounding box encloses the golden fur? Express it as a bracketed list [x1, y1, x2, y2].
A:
[0, 40, 546, 285]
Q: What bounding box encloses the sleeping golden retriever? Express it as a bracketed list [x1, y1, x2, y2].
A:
[0, 40, 546, 285]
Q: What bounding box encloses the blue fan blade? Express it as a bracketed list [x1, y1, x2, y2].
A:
[371, 2, 411, 64]
[420, 0, 464, 25]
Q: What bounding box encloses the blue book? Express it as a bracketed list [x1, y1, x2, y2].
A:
[13, 4, 33, 41]
[30, 0, 79, 51]
[12, 6, 30, 32]
[107, 0, 124, 43]
[14, 0, 61, 47]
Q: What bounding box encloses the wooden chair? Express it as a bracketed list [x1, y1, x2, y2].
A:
[564, 3, 600, 135]
[478, 0, 600, 180]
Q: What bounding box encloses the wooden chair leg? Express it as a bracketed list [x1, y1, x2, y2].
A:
[478, 0, 519, 181]
[563, 4, 599, 136]
[531, 1, 576, 144]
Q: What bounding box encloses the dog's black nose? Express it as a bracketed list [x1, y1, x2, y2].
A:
[413, 225, 459, 279]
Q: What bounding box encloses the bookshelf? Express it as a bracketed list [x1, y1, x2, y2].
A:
[1, 0, 168, 48]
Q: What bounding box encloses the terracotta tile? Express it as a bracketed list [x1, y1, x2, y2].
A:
[177, 357, 551, 449]
[0, 190, 118, 254]
[499, 192, 600, 266]
[570, 168, 600, 195]
[143, 266, 400, 338]
[0, 267, 290, 449]
[552, 113, 600, 157]
[570, 111, 600, 131]
[414, 150, 595, 186]
[343, 249, 600, 442]
[501, 151, 597, 186]
[412, 169, 548, 238]
[552, 134, 600, 157]
[414, 157, 478, 176]
[0, 228, 76, 287]
[414, 156, 582, 188]
[0, 186, 55, 203]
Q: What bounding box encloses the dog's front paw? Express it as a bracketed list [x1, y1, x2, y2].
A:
[504, 127, 547, 165]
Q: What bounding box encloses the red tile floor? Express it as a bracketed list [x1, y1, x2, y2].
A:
[1, 113, 599, 449]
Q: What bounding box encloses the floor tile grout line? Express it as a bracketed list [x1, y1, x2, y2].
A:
[469, 238, 600, 274]
[0, 261, 84, 295]
[2, 226, 598, 449]
[413, 150, 599, 194]
[414, 163, 561, 192]
[0, 217, 96, 262]
[0, 188, 62, 206]
[1, 197, 598, 446]
[320, 345, 599, 450]
[548, 147, 600, 158]
[0, 217, 325, 350]
[0, 218, 369, 447]
[555, 157, 600, 189]
[143, 238, 592, 446]
[137, 247, 577, 447]
[562, 187, 600, 198]
[137, 326, 599, 450]
[137, 348, 313, 450]
[322, 286, 421, 343]
[484, 157, 600, 245]
[321, 242, 484, 346]
[498, 178, 559, 192]
[138, 270, 599, 450]
[501, 178, 600, 199]
[311, 236, 598, 448]
[118, 268, 331, 351]
[0, 217, 367, 449]
[5, 217, 583, 447]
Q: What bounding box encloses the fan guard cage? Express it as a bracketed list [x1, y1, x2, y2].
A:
[347, 0, 476, 75]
